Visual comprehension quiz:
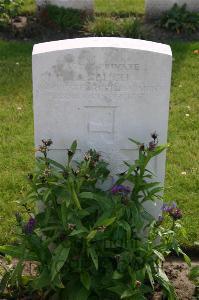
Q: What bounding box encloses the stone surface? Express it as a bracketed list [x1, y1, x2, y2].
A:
[12, 16, 27, 32]
[32, 37, 172, 217]
[146, 0, 199, 18]
[36, 0, 93, 11]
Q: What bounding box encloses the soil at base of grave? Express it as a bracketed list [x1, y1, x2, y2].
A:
[1, 14, 199, 44]
[0, 258, 198, 300]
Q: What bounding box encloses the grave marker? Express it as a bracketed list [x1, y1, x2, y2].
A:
[146, 0, 199, 18]
[36, 0, 93, 12]
[32, 37, 172, 217]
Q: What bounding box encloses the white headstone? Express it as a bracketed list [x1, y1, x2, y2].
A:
[32, 37, 172, 217]
[36, 0, 93, 12]
[146, 0, 199, 18]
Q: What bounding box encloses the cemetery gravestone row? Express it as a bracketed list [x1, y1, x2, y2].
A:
[32, 37, 172, 217]
[146, 0, 199, 18]
[36, 0, 93, 12]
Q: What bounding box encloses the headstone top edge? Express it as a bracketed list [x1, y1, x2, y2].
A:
[32, 37, 172, 57]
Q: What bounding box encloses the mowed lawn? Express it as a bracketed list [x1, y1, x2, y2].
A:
[22, 0, 145, 14]
[0, 40, 198, 247]
[0, 0, 198, 248]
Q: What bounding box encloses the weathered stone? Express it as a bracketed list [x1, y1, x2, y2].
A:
[12, 16, 27, 32]
[36, 0, 93, 12]
[32, 37, 172, 217]
[146, 0, 199, 18]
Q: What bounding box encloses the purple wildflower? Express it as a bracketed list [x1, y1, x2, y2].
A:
[161, 202, 182, 220]
[161, 202, 177, 212]
[148, 141, 157, 151]
[161, 203, 169, 212]
[24, 217, 36, 235]
[169, 208, 182, 220]
[111, 185, 130, 195]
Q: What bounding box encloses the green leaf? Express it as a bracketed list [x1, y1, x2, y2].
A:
[121, 289, 140, 299]
[153, 250, 165, 262]
[79, 192, 112, 210]
[32, 267, 51, 289]
[155, 267, 177, 300]
[80, 272, 91, 290]
[53, 273, 65, 289]
[0, 245, 38, 261]
[40, 157, 66, 171]
[95, 217, 116, 228]
[70, 180, 82, 209]
[0, 271, 12, 293]
[188, 266, 199, 284]
[79, 192, 97, 200]
[112, 271, 123, 280]
[178, 248, 191, 266]
[145, 264, 154, 288]
[10, 259, 24, 285]
[86, 230, 97, 241]
[67, 284, 89, 300]
[118, 221, 131, 240]
[70, 140, 77, 154]
[88, 247, 98, 270]
[128, 138, 142, 146]
[108, 284, 126, 296]
[149, 145, 167, 157]
[69, 229, 88, 236]
[51, 244, 70, 280]
[94, 211, 111, 226]
[68, 140, 77, 163]
[61, 200, 68, 229]
[43, 189, 52, 202]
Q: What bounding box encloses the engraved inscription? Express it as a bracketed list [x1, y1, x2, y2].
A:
[86, 106, 116, 134]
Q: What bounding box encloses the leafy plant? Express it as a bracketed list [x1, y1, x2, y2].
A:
[0, 134, 189, 299]
[43, 5, 86, 31]
[85, 16, 145, 38]
[158, 4, 199, 34]
[0, 0, 24, 27]
[120, 17, 145, 39]
[85, 16, 119, 36]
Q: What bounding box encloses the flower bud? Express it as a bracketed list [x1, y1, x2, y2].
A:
[135, 280, 142, 288]
[139, 143, 145, 152]
[151, 131, 158, 141]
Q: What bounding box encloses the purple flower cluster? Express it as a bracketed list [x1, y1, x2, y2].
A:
[148, 141, 157, 151]
[161, 202, 182, 220]
[111, 185, 130, 195]
[24, 217, 36, 235]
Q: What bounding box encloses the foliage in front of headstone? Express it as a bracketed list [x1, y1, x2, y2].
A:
[188, 265, 199, 298]
[0, 0, 24, 27]
[158, 4, 199, 34]
[0, 135, 189, 299]
[85, 16, 145, 38]
[41, 5, 86, 31]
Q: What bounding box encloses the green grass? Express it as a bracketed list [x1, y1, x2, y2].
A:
[0, 40, 198, 248]
[1, 0, 199, 249]
[95, 0, 145, 15]
[21, 0, 145, 15]
[0, 41, 34, 243]
[21, 0, 36, 14]
[165, 42, 199, 247]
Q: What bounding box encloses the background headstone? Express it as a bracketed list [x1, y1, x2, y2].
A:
[146, 0, 199, 18]
[32, 37, 172, 217]
[36, 0, 93, 12]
